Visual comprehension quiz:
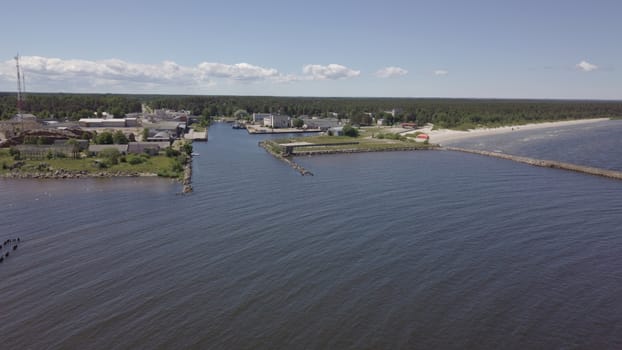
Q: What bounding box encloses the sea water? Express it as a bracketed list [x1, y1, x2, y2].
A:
[1, 122, 621, 349]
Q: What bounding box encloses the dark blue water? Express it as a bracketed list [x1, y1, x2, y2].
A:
[1, 122, 621, 349]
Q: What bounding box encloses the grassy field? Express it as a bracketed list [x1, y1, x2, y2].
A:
[0, 148, 182, 178]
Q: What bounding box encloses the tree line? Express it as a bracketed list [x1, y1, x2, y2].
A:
[144, 95, 622, 129]
[0, 93, 141, 120]
[2, 92, 621, 129]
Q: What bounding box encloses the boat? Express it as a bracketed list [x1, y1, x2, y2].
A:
[191, 152, 200, 156]
[232, 123, 245, 129]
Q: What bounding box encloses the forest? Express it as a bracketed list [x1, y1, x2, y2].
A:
[0, 93, 142, 120]
[1, 92, 621, 129]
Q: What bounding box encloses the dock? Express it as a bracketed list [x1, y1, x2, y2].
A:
[184, 129, 207, 141]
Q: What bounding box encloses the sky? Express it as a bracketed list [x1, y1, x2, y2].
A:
[0, 0, 620, 99]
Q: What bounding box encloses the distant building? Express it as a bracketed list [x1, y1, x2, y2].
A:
[301, 117, 341, 130]
[127, 142, 167, 155]
[382, 108, 403, 118]
[328, 126, 344, 136]
[16, 144, 76, 159]
[147, 131, 173, 143]
[125, 118, 138, 127]
[13, 113, 38, 122]
[252, 113, 272, 123]
[88, 144, 129, 155]
[79, 118, 131, 128]
[143, 121, 186, 138]
[54, 139, 89, 151]
[263, 114, 291, 128]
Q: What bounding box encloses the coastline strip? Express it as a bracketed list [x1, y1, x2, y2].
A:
[445, 147, 622, 181]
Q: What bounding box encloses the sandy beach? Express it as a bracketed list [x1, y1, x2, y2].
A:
[412, 118, 610, 145]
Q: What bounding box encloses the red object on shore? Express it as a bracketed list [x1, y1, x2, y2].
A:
[416, 133, 429, 139]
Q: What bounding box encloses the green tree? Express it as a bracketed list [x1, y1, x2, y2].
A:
[96, 131, 113, 144]
[342, 124, 359, 137]
[292, 118, 304, 128]
[110, 107, 124, 118]
[77, 109, 92, 119]
[142, 128, 150, 141]
[112, 130, 129, 144]
[180, 142, 193, 156]
[99, 148, 121, 165]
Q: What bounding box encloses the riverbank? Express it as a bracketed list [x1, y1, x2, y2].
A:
[0, 169, 158, 179]
[417, 118, 610, 145]
[0, 140, 195, 190]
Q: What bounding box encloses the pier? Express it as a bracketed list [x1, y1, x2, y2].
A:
[184, 129, 208, 141]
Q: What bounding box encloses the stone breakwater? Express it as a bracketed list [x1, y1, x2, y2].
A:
[445, 147, 622, 181]
[258, 141, 313, 176]
[292, 147, 436, 156]
[0, 169, 152, 179]
[182, 157, 193, 193]
[259, 140, 439, 175]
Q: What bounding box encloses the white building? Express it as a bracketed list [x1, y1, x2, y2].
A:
[263, 114, 291, 128]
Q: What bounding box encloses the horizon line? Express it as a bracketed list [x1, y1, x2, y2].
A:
[0, 91, 620, 102]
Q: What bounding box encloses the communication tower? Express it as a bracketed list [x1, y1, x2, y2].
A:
[15, 54, 26, 118]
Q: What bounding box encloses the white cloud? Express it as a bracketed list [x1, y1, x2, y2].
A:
[0, 56, 284, 91]
[434, 70, 449, 76]
[576, 60, 598, 72]
[375, 66, 408, 78]
[2, 56, 199, 86]
[302, 64, 360, 80]
[0, 56, 364, 93]
[197, 62, 279, 80]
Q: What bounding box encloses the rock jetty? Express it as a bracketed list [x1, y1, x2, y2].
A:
[182, 156, 193, 193]
[0, 168, 144, 179]
[445, 147, 622, 181]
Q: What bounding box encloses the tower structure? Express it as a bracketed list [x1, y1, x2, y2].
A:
[15, 54, 26, 118]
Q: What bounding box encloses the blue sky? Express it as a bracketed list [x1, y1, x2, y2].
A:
[0, 0, 620, 99]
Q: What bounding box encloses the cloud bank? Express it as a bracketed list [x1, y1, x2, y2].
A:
[0, 56, 364, 92]
[375, 66, 408, 78]
[0, 56, 283, 88]
[434, 70, 449, 76]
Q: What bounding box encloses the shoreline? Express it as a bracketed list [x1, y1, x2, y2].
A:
[0, 169, 159, 180]
[417, 118, 610, 145]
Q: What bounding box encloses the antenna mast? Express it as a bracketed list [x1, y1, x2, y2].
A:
[15, 54, 26, 117]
